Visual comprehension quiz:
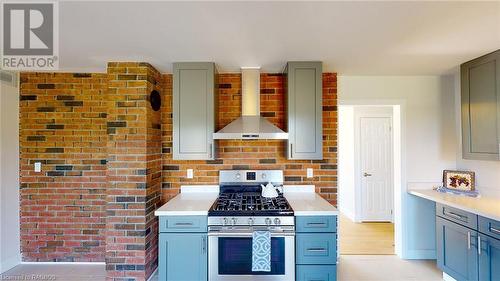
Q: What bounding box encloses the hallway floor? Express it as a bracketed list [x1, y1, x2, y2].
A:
[1, 255, 442, 281]
[339, 213, 395, 255]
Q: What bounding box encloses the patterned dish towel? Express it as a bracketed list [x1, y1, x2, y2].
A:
[252, 231, 271, 272]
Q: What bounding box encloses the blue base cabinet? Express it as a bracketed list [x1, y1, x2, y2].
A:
[158, 216, 208, 281]
[436, 216, 478, 281]
[479, 234, 500, 281]
[436, 204, 500, 281]
[297, 265, 337, 281]
[296, 216, 337, 281]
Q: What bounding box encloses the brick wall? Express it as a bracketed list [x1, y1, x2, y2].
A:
[19, 73, 108, 262]
[106, 62, 162, 281]
[19, 67, 337, 279]
[160, 73, 338, 205]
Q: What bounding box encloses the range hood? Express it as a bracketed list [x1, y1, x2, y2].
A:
[213, 67, 288, 140]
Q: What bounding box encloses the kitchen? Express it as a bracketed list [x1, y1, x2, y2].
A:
[0, 1, 499, 281]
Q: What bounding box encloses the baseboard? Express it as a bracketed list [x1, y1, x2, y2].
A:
[21, 262, 105, 265]
[147, 268, 158, 281]
[0, 255, 21, 274]
[338, 207, 355, 221]
[403, 249, 436, 260]
[443, 272, 457, 281]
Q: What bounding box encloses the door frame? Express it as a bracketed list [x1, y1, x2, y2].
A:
[355, 110, 394, 222]
[339, 99, 406, 258]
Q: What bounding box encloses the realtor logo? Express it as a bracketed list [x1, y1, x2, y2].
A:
[1, 2, 58, 70]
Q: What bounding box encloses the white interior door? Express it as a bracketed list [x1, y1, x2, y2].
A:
[360, 117, 393, 222]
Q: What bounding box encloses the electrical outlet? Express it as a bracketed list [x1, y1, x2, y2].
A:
[306, 168, 313, 178]
[187, 169, 194, 179]
[34, 162, 42, 172]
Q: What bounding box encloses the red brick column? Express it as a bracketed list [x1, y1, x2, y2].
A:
[106, 62, 161, 281]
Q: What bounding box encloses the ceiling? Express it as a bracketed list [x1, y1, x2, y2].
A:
[58, 1, 500, 75]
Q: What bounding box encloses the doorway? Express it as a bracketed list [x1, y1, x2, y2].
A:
[338, 105, 396, 255]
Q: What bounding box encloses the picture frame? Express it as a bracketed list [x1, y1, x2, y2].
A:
[443, 170, 475, 191]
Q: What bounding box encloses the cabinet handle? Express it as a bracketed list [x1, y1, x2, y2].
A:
[202, 236, 206, 254]
[290, 143, 293, 157]
[478, 236, 481, 255]
[209, 143, 213, 159]
[490, 227, 500, 235]
[307, 222, 327, 227]
[443, 210, 467, 221]
[467, 231, 471, 250]
[175, 222, 193, 226]
[306, 248, 327, 252]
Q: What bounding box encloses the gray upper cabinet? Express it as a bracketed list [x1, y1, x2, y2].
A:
[461, 50, 500, 160]
[286, 62, 323, 160]
[173, 62, 216, 160]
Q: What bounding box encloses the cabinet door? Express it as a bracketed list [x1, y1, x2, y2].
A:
[173, 62, 215, 160]
[296, 265, 337, 281]
[286, 61, 323, 160]
[479, 234, 500, 281]
[461, 50, 500, 160]
[437, 217, 478, 281]
[158, 233, 207, 281]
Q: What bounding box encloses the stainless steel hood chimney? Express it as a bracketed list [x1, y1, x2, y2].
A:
[213, 67, 288, 140]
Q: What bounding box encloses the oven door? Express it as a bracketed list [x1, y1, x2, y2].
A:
[208, 226, 295, 281]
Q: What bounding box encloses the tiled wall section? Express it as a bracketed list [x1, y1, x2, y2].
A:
[105, 62, 162, 281]
[160, 73, 338, 204]
[19, 73, 108, 262]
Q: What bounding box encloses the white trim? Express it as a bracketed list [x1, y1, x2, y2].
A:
[147, 268, 158, 281]
[443, 272, 457, 281]
[0, 256, 20, 274]
[21, 262, 105, 265]
[338, 99, 407, 258]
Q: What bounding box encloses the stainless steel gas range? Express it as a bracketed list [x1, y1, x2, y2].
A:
[208, 170, 295, 281]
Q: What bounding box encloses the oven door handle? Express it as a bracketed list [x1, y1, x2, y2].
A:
[208, 232, 295, 237]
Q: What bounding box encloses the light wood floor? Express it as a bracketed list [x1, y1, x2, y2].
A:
[339, 213, 395, 255]
[2, 256, 443, 281]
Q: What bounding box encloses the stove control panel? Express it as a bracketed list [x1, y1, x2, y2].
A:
[219, 170, 283, 185]
[209, 216, 294, 227]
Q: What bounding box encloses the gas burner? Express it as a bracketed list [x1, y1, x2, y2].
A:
[208, 170, 294, 217]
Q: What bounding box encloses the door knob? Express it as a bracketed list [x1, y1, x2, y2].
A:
[363, 172, 372, 177]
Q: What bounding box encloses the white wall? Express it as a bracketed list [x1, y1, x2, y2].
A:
[0, 76, 21, 273]
[451, 71, 500, 197]
[339, 76, 457, 259]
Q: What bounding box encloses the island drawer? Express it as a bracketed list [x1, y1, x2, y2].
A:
[296, 233, 337, 265]
[296, 216, 337, 233]
[159, 216, 208, 233]
[436, 203, 477, 229]
[479, 216, 500, 240]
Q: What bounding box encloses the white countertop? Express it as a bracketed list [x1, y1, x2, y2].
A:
[284, 185, 339, 216]
[155, 185, 338, 217]
[409, 189, 500, 221]
[154, 186, 219, 216]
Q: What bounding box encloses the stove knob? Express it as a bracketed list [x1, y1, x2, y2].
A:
[235, 173, 241, 180]
[265, 218, 272, 226]
[262, 173, 267, 179]
[274, 218, 281, 225]
[231, 217, 237, 226]
[248, 218, 254, 226]
[223, 218, 228, 226]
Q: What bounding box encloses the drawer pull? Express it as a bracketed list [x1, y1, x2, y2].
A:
[307, 222, 327, 227]
[478, 236, 482, 255]
[175, 222, 194, 226]
[467, 231, 471, 250]
[490, 226, 500, 235]
[307, 248, 327, 252]
[443, 210, 467, 221]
